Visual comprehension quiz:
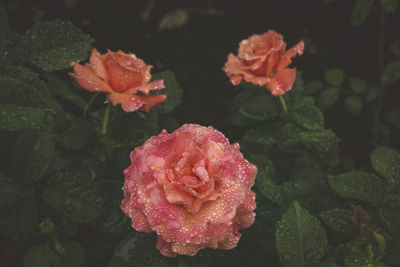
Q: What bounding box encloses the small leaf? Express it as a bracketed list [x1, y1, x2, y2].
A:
[381, 60, 400, 85]
[351, 0, 374, 26]
[0, 173, 21, 210]
[24, 243, 61, 267]
[344, 96, 363, 116]
[366, 85, 381, 101]
[324, 68, 344, 86]
[292, 98, 324, 130]
[275, 201, 327, 267]
[379, 194, 400, 233]
[391, 39, 400, 58]
[20, 19, 93, 71]
[43, 171, 103, 223]
[328, 171, 385, 204]
[243, 121, 285, 146]
[239, 94, 279, 120]
[371, 146, 400, 186]
[303, 80, 323, 95]
[373, 231, 386, 258]
[349, 77, 367, 94]
[380, 0, 398, 12]
[0, 104, 55, 131]
[319, 208, 352, 233]
[317, 87, 338, 110]
[152, 70, 183, 114]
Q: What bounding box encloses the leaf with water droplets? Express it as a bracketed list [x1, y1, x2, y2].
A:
[319, 208, 352, 233]
[371, 146, 400, 186]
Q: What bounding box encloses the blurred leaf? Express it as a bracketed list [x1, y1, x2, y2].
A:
[24, 241, 85, 267]
[43, 171, 103, 223]
[152, 70, 183, 114]
[0, 172, 21, 210]
[373, 231, 386, 258]
[317, 87, 338, 110]
[344, 96, 363, 116]
[303, 79, 323, 95]
[328, 171, 385, 204]
[292, 98, 324, 130]
[349, 77, 367, 94]
[379, 194, 400, 233]
[10, 131, 56, 183]
[225, 89, 258, 126]
[0, 22, 22, 66]
[0, 6, 8, 28]
[324, 68, 344, 86]
[385, 109, 400, 129]
[366, 85, 381, 101]
[351, 0, 374, 26]
[275, 201, 327, 267]
[0, 104, 56, 131]
[391, 39, 400, 58]
[0, 66, 59, 109]
[381, 60, 400, 85]
[380, 0, 398, 12]
[243, 121, 285, 146]
[319, 208, 352, 233]
[0, 187, 38, 241]
[239, 94, 279, 120]
[94, 180, 130, 235]
[371, 146, 400, 186]
[58, 119, 96, 150]
[109, 233, 171, 267]
[20, 19, 93, 71]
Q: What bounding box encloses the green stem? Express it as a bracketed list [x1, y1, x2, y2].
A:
[279, 95, 288, 115]
[101, 103, 111, 135]
[83, 93, 99, 117]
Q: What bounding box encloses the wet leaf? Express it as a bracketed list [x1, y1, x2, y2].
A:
[379, 194, 400, 233]
[371, 146, 400, 186]
[275, 201, 327, 267]
[328, 171, 385, 204]
[239, 94, 279, 120]
[152, 70, 183, 114]
[243, 121, 285, 146]
[292, 98, 324, 130]
[319, 208, 352, 233]
[324, 68, 344, 86]
[351, 0, 374, 26]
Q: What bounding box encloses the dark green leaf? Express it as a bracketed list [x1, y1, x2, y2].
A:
[319, 208, 352, 233]
[0, 172, 21, 210]
[344, 96, 363, 116]
[0, 25, 22, 66]
[60, 241, 85, 267]
[43, 171, 103, 223]
[381, 60, 400, 85]
[109, 233, 171, 267]
[239, 94, 279, 120]
[0, 104, 56, 131]
[349, 77, 367, 94]
[0, 6, 8, 28]
[379, 194, 400, 233]
[351, 0, 374, 26]
[20, 20, 93, 71]
[373, 231, 386, 258]
[391, 39, 400, 58]
[324, 68, 344, 86]
[328, 171, 385, 204]
[243, 121, 285, 146]
[303, 80, 323, 95]
[24, 243, 62, 267]
[371, 146, 400, 186]
[380, 0, 398, 12]
[385, 109, 400, 129]
[152, 70, 183, 114]
[317, 87, 338, 110]
[292, 98, 324, 130]
[366, 86, 381, 102]
[58, 119, 96, 150]
[275, 201, 327, 267]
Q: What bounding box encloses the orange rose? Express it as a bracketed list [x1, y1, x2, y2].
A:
[223, 30, 304, 96]
[69, 49, 166, 112]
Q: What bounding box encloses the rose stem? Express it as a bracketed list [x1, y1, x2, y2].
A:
[101, 103, 111, 135]
[83, 93, 99, 117]
[278, 95, 288, 115]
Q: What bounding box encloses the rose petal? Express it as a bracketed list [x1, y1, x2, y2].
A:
[88, 48, 108, 82]
[266, 68, 296, 96]
[106, 92, 144, 112]
[69, 63, 113, 93]
[138, 94, 167, 112]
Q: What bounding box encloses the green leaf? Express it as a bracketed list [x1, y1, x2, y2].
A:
[292, 98, 324, 130]
[385, 109, 400, 129]
[152, 70, 183, 114]
[373, 231, 386, 258]
[0, 66, 59, 109]
[303, 80, 323, 95]
[351, 0, 374, 26]
[328, 171, 385, 204]
[275, 201, 327, 267]
[379, 194, 400, 233]
[380, 0, 398, 12]
[0, 104, 56, 131]
[366, 85, 381, 101]
[371, 146, 400, 186]
[324, 68, 344, 86]
[243, 121, 285, 146]
[43, 171, 103, 223]
[349, 77, 367, 94]
[58, 119, 96, 150]
[381, 60, 400, 85]
[0, 173, 22, 210]
[317, 87, 338, 110]
[239, 94, 279, 120]
[0, 24, 22, 66]
[10, 131, 56, 184]
[319, 208, 352, 233]
[344, 96, 363, 116]
[109, 233, 171, 267]
[20, 20, 93, 71]
[391, 39, 400, 58]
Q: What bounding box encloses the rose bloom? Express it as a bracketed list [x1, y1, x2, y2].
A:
[223, 30, 304, 96]
[121, 124, 257, 257]
[69, 49, 166, 112]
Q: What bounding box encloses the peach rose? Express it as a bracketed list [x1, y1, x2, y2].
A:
[121, 124, 257, 257]
[223, 30, 304, 96]
[69, 49, 166, 112]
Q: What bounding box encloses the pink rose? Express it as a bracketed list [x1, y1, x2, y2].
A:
[223, 30, 304, 96]
[121, 124, 257, 257]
